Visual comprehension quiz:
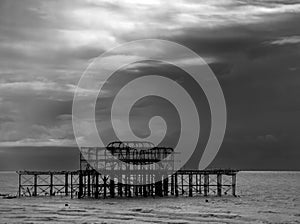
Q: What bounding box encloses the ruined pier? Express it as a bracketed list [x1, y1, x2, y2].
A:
[17, 141, 238, 198]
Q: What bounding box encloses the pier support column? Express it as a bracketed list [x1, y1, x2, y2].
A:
[199, 174, 202, 194]
[195, 174, 198, 193]
[134, 185, 138, 197]
[110, 178, 115, 198]
[65, 173, 68, 196]
[78, 171, 83, 199]
[70, 173, 73, 199]
[232, 174, 236, 196]
[50, 173, 53, 196]
[204, 174, 209, 196]
[103, 176, 107, 198]
[217, 174, 222, 196]
[155, 174, 163, 197]
[181, 174, 184, 195]
[143, 185, 147, 197]
[175, 173, 179, 197]
[189, 174, 193, 197]
[171, 175, 174, 195]
[87, 172, 91, 197]
[18, 173, 21, 197]
[124, 179, 128, 197]
[34, 174, 37, 196]
[95, 173, 99, 199]
[163, 177, 169, 196]
[118, 182, 122, 197]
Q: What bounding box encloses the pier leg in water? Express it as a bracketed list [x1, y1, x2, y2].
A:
[217, 173, 222, 196]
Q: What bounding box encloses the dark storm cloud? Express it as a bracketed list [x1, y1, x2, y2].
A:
[161, 2, 300, 170]
[170, 12, 300, 61]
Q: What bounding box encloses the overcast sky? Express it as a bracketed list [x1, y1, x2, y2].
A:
[0, 0, 300, 170]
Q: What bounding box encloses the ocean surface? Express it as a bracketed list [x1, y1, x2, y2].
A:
[0, 171, 299, 223]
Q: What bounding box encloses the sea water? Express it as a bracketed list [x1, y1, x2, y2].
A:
[0, 171, 299, 223]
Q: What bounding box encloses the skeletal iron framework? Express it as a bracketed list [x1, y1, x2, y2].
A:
[17, 141, 238, 198]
